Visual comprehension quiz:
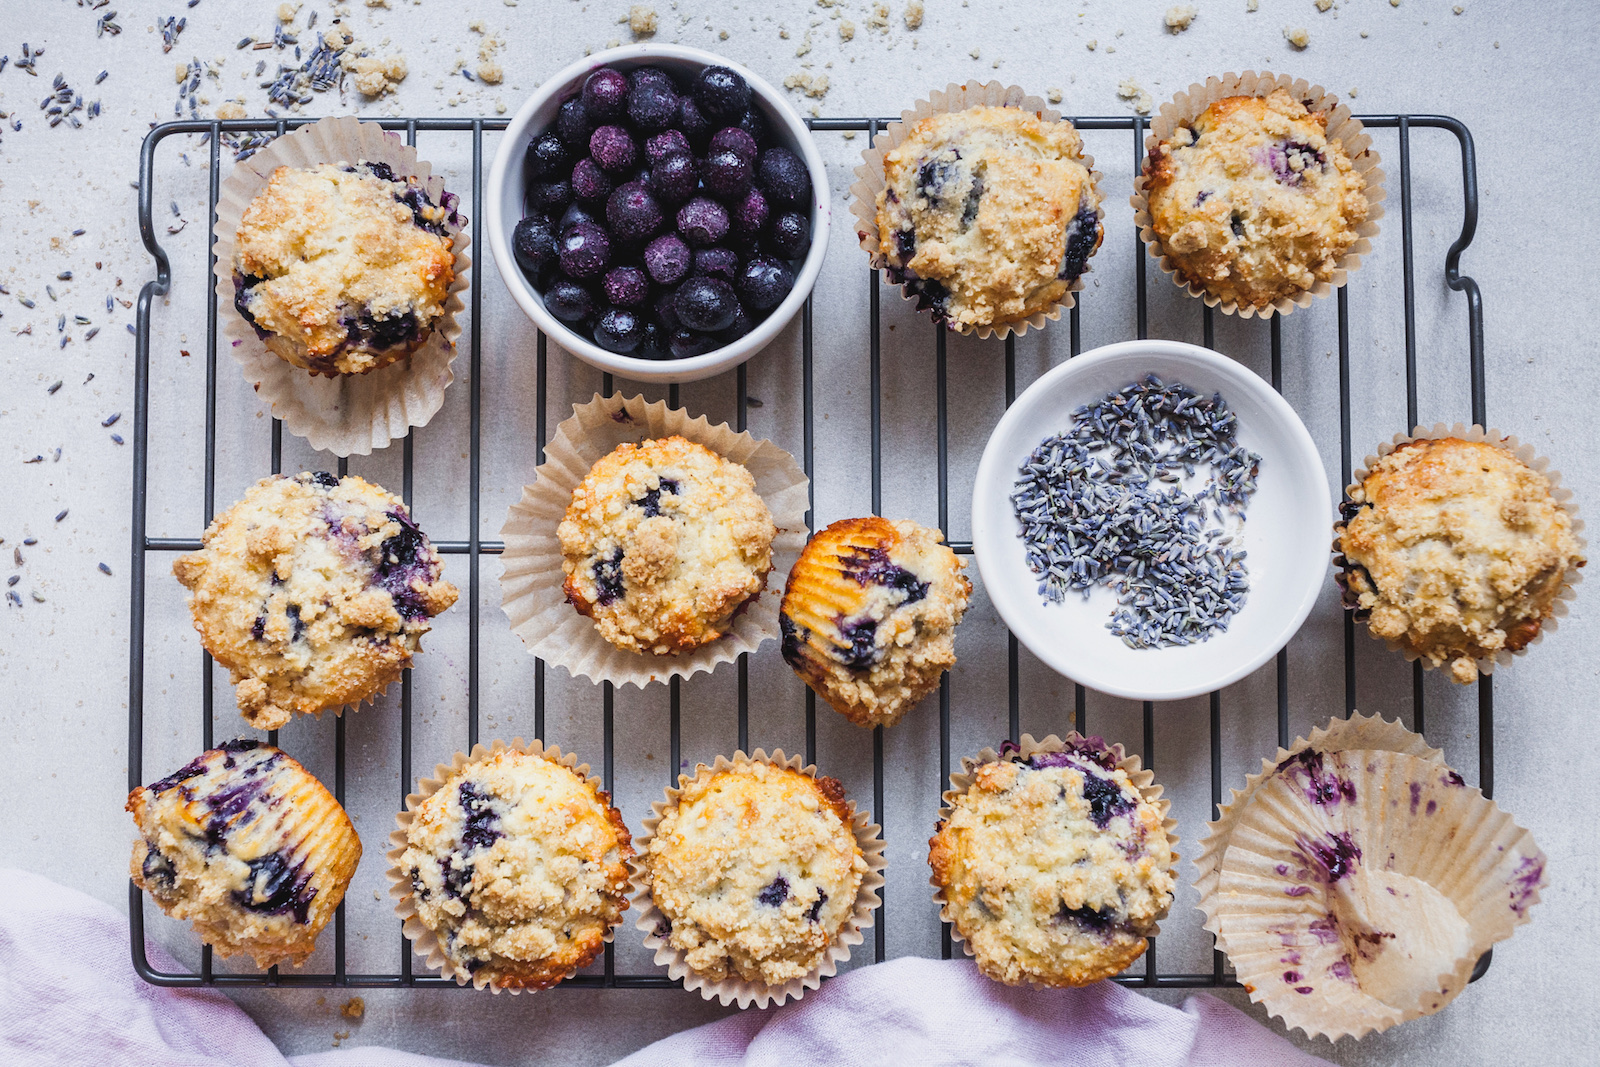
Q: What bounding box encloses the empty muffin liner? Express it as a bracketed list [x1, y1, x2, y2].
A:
[386, 738, 629, 993]
[932, 733, 1180, 986]
[1331, 423, 1585, 681]
[849, 80, 1105, 340]
[212, 115, 470, 456]
[498, 393, 810, 689]
[630, 749, 886, 1009]
[1195, 714, 1547, 1040]
[1129, 71, 1385, 319]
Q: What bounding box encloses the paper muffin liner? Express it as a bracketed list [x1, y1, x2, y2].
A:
[1129, 71, 1385, 319]
[1331, 423, 1586, 681]
[498, 393, 810, 688]
[630, 749, 886, 1009]
[932, 733, 1180, 984]
[212, 115, 470, 456]
[848, 81, 1105, 340]
[1195, 719, 1546, 1040]
[385, 738, 627, 993]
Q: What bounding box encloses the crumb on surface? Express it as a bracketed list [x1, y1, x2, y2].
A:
[783, 70, 830, 98]
[1315, 0, 1333, 11]
[839, 19, 855, 40]
[215, 101, 246, 120]
[629, 4, 658, 35]
[866, 2, 891, 32]
[1047, 87, 1063, 104]
[341, 997, 365, 1019]
[1086, 38, 1097, 49]
[1453, 4, 1464, 11]
[1348, 87, 1359, 97]
[277, 2, 300, 21]
[1246, 0, 1258, 10]
[969, 47, 980, 58]
[1284, 25, 1310, 48]
[904, 1, 924, 29]
[1164, 5, 1197, 32]
[343, 50, 408, 96]
[1116, 77, 1152, 114]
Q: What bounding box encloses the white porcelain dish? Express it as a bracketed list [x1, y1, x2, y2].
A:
[971, 340, 1331, 702]
[485, 44, 830, 384]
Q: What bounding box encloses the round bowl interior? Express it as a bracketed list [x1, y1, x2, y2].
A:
[485, 44, 830, 385]
[971, 341, 1331, 702]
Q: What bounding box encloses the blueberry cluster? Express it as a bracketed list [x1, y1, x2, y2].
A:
[512, 64, 813, 359]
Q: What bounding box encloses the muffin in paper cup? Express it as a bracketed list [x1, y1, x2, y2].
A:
[1130, 71, 1384, 319]
[1197, 718, 1546, 1039]
[213, 115, 470, 456]
[386, 738, 632, 992]
[1333, 423, 1585, 683]
[498, 393, 809, 688]
[630, 749, 885, 1009]
[849, 81, 1104, 340]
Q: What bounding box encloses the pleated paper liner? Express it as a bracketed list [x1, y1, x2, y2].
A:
[848, 80, 1105, 339]
[386, 738, 630, 993]
[629, 749, 886, 1009]
[212, 115, 470, 456]
[1129, 71, 1385, 319]
[1332, 423, 1585, 682]
[932, 733, 1179, 985]
[498, 393, 810, 688]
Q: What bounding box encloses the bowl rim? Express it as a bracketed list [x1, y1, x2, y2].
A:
[970, 339, 1332, 702]
[484, 43, 831, 384]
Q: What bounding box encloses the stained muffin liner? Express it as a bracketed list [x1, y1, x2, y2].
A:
[386, 738, 628, 993]
[630, 749, 886, 1009]
[1332, 423, 1586, 681]
[212, 115, 470, 456]
[848, 80, 1105, 340]
[1194, 716, 1546, 1040]
[498, 393, 810, 688]
[1129, 71, 1385, 319]
[932, 733, 1180, 986]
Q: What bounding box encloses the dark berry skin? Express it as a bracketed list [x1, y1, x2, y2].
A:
[606, 181, 664, 243]
[525, 131, 570, 180]
[589, 125, 638, 174]
[702, 147, 754, 199]
[692, 247, 740, 282]
[555, 97, 592, 148]
[652, 287, 682, 331]
[766, 211, 811, 260]
[559, 201, 600, 233]
[545, 278, 594, 322]
[693, 65, 750, 121]
[570, 158, 614, 204]
[676, 95, 714, 147]
[593, 307, 647, 353]
[709, 126, 758, 164]
[602, 265, 650, 307]
[580, 67, 630, 121]
[559, 220, 611, 279]
[648, 151, 698, 205]
[629, 66, 676, 92]
[730, 187, 770, 239]
[738, 253, 794, 311]
[637, 320, 668, 359]
[644, 129, 692, 166]
[526, 178, 572, 216]
[674, 275, 738, 332]
[733, 108, 769, 148]
[644, 234, 692, 286]
[676, 197, 730, 248]
[512, 215, 558, 275]
[758, 148, 809, 209]
[626, 79, 678, 132]
[718, 300, 755, 342]
[668, 327, 721, 359]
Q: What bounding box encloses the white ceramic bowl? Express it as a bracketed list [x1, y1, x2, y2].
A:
[971, 341, 1331, 702]
[485, 44, 830, 384]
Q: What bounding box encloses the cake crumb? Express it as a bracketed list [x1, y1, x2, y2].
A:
[839, 19, 855, 41]
[1360, 29, 1368, 36]
[629, 5, 658, 36]
[866, 2, 891, 32]
[904, 1, 924, 30]
[341, 997, 365, 1019]
[343, 50, 408, 96]
[1105, 44, 1116, 53]
[1283, 25, 1310, 48]
[1314, 0, 1333, 11]
[1246, 0, 1258, 10]
[1116, 77, 1152, 115]
[783, 70, 829, 98]
[277, 2, 300, 21]
[1453, 4, 1463, 11]
[969, 47, 980, 58]
[1164, 5, 1196, 32]
[1047, 87, 1063, 104]
[795, 29, 812, 56]
[215, 101, 246, 120]
[1348, 87, 1358, 97]
[1086, 38, 1097, 50]
[1390, 0, 1400, 6]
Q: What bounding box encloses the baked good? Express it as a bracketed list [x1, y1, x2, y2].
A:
[1142, 87, 1368, 311]
[173, 472, 458, 730]
[557, 435, 776, 655]
[929, 738, 1175, 986]
[1337, 436, 1583, 683]
[397, 745, 633, 989]
[127, 739, 361, 969]
[233, 160, 458, 376]
[640, 759, 867, 987]
[874, 104, 1102, 331]
[779, 516, 971, 728]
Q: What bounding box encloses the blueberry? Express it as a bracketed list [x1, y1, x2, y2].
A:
[307, 471, 341, 489]
[559, 201, 600, 232]
[758, 148, 809, 209]
[233, 852, 313, 921]
[1079, 770, 1135, 829]
[555, 96, 592, 148]
[676, 95, 714, 147]
[1058, 203, 1100, 282]
[559, 221, 611, 279]
[757, 875, 790, 907]
[589, 125, 638, 174]
[676, 196, 730, 248]
[730, 187, 770, 238]
[648, 151, 698, 205]
[526, 178, 572, 215]
[693, 65, 749, 121]
[524, 131, 570, 179]
[733, 107, 769, 147]
[667, 327, 721, 359]
[717, 300, 755, 342]
[606, 180, 664, 243]
[570, 158, 615, 205]
[834, 616, 878, 669]
[602, 265, 650, 307]
[626, 76, 678, 131]
[644, 233, 692, 286]
[702, 147, 753, 199]
[692, 247, 741, 282]
[651, 287, 682, 331]
[629, 66, 677, 93]
[580, 67, 630, 121]
[593, 306, 648, 353]
[592, 546, 626, 603]
[738, 253, 794, 311]
[637, 319, 669, 359]
[458, 781, 504, 851]
[545, 278, 594, 322]
[709, 126, 758, 164]
[674, 276, 738, 332]
[766, 211, 810, 260]
[512, 215, 558, 275]
[644, 129, 692, 166]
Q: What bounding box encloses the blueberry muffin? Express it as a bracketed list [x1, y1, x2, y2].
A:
[397, 746, 633, 989]
[874, 105, 1102, 331]
[1142, 88, 1369, 311]
[929, 739, 1175, 987]
[640, 760, 868, 987]
[128, 739, 361, 969]
[780, 517, 971, 728]
[233, 160, 459, 376]
[173, 472, 458, 730]
[558, 436, 776, 655]
[1337, 437, 1584, 683]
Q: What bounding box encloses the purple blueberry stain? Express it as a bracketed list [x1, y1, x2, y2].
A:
[1509, 856, 1544, 917]
[1078, 770, 1135, 829]
[837, 544, 928, 602]
[372, 508, 436, 619]
[807, 890, 828, 923]
[635, 477, 680, 517]
[233, 851, 317, 923]
[1294, 832, 1362, 884]
[1276, 749, 1357, 808]
[1409, 782, 1422, 815]
[833, 615, 879, 669]
[1425, 799, 1437, 815]
[1285, 885, 1313, 898]
[758, 875, 789, 907]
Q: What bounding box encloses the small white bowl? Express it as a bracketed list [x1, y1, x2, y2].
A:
[485, 44, 831, 384]
[971, 341, 1331, 702]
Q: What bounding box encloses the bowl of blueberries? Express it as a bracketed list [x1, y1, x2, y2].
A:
[487, 45, 830, 383]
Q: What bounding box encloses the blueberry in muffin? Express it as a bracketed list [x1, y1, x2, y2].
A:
[557, 436, 775, 655]
[173, 472, 458, 730]
[233, 161, 461, 376]
[128, 739, 361, 969]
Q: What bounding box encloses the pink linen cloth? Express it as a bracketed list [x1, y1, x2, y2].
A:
[0, 868, 1327, 1067]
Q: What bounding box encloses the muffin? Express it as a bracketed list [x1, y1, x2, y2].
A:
[232, 160, 459, 376]
[173, 472, 458, 730]
[1337, 436, 1584, 683]
[929, 737, 1175, 987]
[874, 104, 1102, 331]
[558, 435, 776, 655]
[779, 516, 971, 728]
[1142, 87, 1369, 311]
[395, 744, 633, 989]
[127, 739, 361, 969]
[639, 759, 869, 989]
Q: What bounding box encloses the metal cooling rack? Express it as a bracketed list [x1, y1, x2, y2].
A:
[128, 113, 1488, 989]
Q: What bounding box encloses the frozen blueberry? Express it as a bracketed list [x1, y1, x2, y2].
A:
[559, 201, 600, 232]
[544, 278, 594, 322]
[570, 158, 615, 205]
[580, 67, 630, 122]
[526, 178, 572, 215]
[647, 151, 698, 205]
[676, 95, 714, 147]
[589, 125, 638, 174]
[644, 233, 692, 286]
[651, 287, 682, 331]
[668, 327, 721, 359]
[602, 265, 650, 308]
[717, 300, 755, 342]
[674, 276, 738, 332]
[702, 147, 753, 199]
[512, 214, 558, 275]
[738, 254, 794, 311]
[559, 221, 611, 279]
[637, 319, 669, 359]
[676, 196, 730, 248]
[733, 108, 769, 148]
[692, 247, 741, 282]
[693, 65, 749, 121]
[644, 129, 692, 166]
[524, 131, 570, 180]
[555, 96, 592, 148]
[606, 181, 664, 243]
[626, 76, 678, 131]
[629, 66, 676, 92]
[593, 306, 647, 353]
[758, 148, 809, 209]
[709, 126, 758, 164]
[766, 211, 810, 260]
[730, 187, 770, 238]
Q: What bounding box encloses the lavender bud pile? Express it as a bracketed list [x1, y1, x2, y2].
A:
[1010, 375, 1261, 648]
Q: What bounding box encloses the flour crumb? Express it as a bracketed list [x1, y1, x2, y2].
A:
[1453, 4, 1463, 12]
[629, 5, 658, 35]
[795, 29, 812, 56]
[904, 1, 924, 30]
[1314, 0, 1333, 12]
[1283, 25, 1310, 48]
[1164, 5, 1196, 32]
[277, 3, 300, 21]
[969, 47, 980, 58]
[1086, 38, 1097, 50]
[1348, 87, 1358, 98]
[839, 19, 855, 41]
[866, 2, 891, 32]
[215, 101, 246, 120]
[1047, 87, 1063, 104]
[783, 70, 830, 98]
[1246, 0, 1258, 10]
[343, 50, 408, 95]
[1116, 78, 1152, 114]
[341, 997, 365, 1020]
